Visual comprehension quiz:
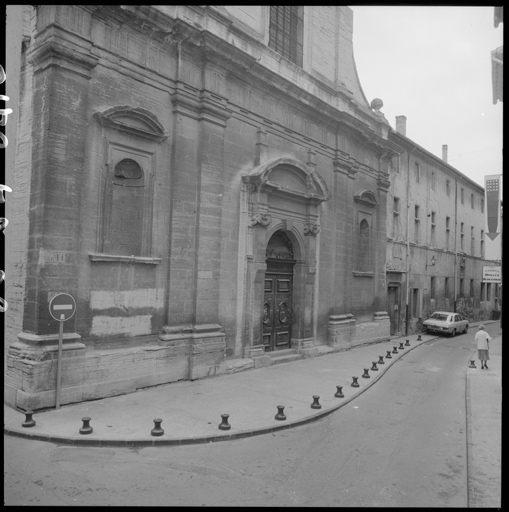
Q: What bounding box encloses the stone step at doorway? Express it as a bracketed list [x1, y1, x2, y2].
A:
[267, 348, 303, 366]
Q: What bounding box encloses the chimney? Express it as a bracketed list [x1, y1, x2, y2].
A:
[442, 144, 448, 163]
[395, 115, 407, 136]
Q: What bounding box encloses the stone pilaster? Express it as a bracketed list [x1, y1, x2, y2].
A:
[5, 6, 96, 410]
[333, 151, 358, 314]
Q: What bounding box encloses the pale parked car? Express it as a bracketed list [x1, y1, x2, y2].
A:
[422, 311, 469, 336]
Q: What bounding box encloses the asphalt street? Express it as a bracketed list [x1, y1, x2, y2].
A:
[4, 323, 501, 506]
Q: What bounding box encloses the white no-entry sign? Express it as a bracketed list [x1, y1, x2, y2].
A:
[49, 293, 76, 322]
[49, 293, 76, 409]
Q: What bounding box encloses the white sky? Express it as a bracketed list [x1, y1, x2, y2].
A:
[350, 6, 503, 189]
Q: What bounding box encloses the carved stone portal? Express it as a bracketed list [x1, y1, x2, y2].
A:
[266, 231, 294, 260]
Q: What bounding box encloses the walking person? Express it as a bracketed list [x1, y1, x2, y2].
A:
[475, 324, 492, 369]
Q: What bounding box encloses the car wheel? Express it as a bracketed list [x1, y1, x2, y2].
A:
[451, 329, 456, 337]
[464, 325, 469, 334]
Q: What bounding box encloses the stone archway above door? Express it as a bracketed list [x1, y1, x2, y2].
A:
[242, 156, 331, 204]
[241, 157, 331, 362]
[242, 157, 331, 238]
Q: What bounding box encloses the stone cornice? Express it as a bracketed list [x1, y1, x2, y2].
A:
[110, 5, 400, 157]
[170, 82, 232, 127]
[30, 38, 99, 78]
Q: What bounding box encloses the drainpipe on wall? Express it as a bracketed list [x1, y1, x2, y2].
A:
[453, 177, 458, 312]
[404, 143, 418, 337]
[405, 153, 410, 336]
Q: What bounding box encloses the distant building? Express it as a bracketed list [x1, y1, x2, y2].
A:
[5, 5, 400, 410]
[386, 117, 501, 335]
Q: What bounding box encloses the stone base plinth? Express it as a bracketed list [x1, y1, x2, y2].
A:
[4, 324, 226, 411]
[327, 314, 355, 349]
[293, 337, 318, 358]
[328, 312, 391, 349]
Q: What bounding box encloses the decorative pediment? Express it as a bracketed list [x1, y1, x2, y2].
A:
[94, 106, 168, 142]
[354, 189, 378, 207]
[242, 157, 331, 203]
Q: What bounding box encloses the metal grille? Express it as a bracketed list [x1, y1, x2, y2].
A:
[268, 6, 303, 66]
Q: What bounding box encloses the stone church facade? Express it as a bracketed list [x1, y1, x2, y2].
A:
[5, 6, 400, 410]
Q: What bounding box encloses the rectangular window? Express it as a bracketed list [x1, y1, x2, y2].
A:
[470, 279, 474, 298]
[445, 216, 450, 251]
[460, 278, 464, 297]
[268, 6, 304, 67]
[414, 205, 420, 243]
[392, 197, 400, 239]
[461, 188, 464, 204]
[480, 230, 485, 258]
[431, 172, 436, 190]
[444, 277, 449, 300]
[481, 282, 486, 301]
[470, 226, 475, 255]
[411, 288, 419, 318]
[430, 277, 436, 299]
[446, 180, 450, 197]
[487, 283, 491, 301]
[415, 162, 420, 182]
[431, 211, 436, 246]
[481, 198, 484, 213]
[460, 222, 464, 251]
[471, 193, 474, 209]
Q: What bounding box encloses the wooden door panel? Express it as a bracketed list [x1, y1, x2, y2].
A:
[263, 272, 292, 351]
[276, 330, 290, 347]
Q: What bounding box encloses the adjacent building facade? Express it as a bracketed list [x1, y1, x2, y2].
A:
[5, 5, 402, 410]
[386, 117, 501, 335]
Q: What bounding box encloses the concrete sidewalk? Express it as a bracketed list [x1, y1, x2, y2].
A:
[466, 330, 502, 508]
[3, 323, 498, 448]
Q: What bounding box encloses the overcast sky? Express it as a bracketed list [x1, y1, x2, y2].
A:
[350, 6, 503, 190]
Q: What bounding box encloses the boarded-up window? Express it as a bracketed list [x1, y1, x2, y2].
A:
[358, 219, 370, 271]
[105, 158, 146, 256]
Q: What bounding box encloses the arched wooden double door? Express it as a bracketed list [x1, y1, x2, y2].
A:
[263, 231, 294, 352]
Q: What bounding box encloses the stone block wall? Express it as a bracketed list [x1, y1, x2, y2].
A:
[328, 312, 390, 350]
[5, 5, 399, 409]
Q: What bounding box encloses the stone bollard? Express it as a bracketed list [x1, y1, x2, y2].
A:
[399, 342, 405, 350]
[79, 417, 93, 435]
[218, 414, 231, 430]
[417, 334, 422, 341]
[151, 418, 164, 436]
[371, 362, 378, 371]
[275, 406, 286, 421]
[362, 368, 370, 378]
[378, 355, 385, 365]
[311, 395, 321, 409]
[405, 339, 410, 346]
[469, 360, 476, 368]
[386, 350, 392, 359]
[334, 385, 344, 398]
[22, 412, 36, 428]
[392, 346, 398, 354]
[351, 376, 360, 387]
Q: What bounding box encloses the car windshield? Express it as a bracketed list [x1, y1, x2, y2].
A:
[430, 313, 449, 321]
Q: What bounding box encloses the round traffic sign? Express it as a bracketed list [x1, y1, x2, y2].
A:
[49, 293, 76, 322]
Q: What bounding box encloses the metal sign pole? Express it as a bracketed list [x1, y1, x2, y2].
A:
[56, 315, 64, 409]
[49, 293, 76, 410]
